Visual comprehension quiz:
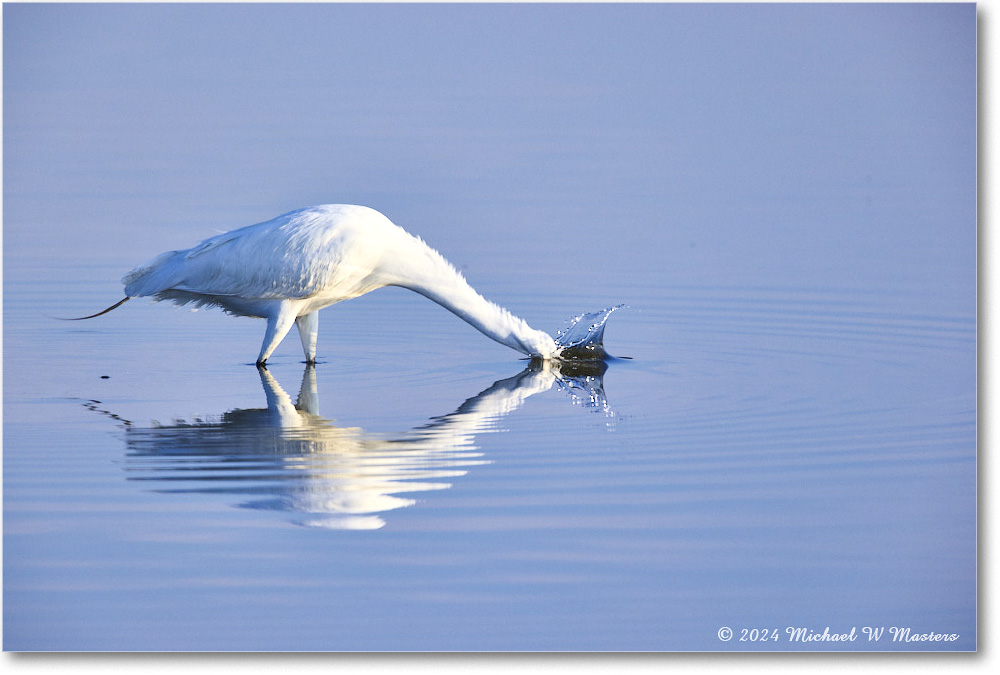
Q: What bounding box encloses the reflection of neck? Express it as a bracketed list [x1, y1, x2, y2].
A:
[387, 233, 557, 359]
[414, 366, 558, 443]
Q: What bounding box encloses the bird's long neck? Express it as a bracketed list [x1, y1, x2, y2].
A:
[385, 234, 558, 359]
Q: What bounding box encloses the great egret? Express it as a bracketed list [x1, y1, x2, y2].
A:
[69, 204, 616, 365]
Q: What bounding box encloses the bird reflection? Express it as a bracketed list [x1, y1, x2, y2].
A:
[116, 361, 611, 530]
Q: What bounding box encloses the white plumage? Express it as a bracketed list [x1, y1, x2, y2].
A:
[87, 204, 561, 365]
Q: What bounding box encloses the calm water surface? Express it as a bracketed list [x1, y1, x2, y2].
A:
[3, 3, 976, 651]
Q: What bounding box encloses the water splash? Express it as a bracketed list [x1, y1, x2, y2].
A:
[554, 305, 625, 361]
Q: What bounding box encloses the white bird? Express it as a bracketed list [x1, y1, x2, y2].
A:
[71, 204, 570, 365]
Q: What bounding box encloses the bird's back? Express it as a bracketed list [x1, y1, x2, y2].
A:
[123, 205, 405, 312]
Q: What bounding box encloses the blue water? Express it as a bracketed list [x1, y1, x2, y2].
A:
[3, 3, 976, 652]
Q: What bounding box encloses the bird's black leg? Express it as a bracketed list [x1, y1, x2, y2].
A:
[296, 312, 319, 365]
[258, 303, 298, 365]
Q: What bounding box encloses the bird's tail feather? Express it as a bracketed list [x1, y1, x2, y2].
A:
[58, 297, 131, 320]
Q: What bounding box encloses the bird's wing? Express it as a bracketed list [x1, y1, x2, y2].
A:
[171, 219, 329, 299]
[125, 205, 395, 302]
[172, 206, 388, 301]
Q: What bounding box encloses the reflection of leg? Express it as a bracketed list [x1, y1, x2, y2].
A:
[256, 363, 303, 424]
[296, 312, 319, 364]
[296, 364, 319, 415]
[257, 302, 298, 366]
